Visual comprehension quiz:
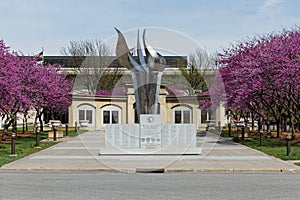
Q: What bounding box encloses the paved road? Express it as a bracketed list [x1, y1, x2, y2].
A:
[0, 171, 300, 200]
[1, 131, 299, 172]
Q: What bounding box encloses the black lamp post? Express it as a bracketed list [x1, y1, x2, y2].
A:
[10, 132, 17, 156]
[286, 134, 291, 156]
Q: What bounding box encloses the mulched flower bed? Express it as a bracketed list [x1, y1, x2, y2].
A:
[0, 131, 35, 142]
[252, 131, 300, 145]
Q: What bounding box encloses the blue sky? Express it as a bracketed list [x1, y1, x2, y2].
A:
[0, 0, 299, 55]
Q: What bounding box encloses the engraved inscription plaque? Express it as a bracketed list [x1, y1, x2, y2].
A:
[105, 124, 139, 148]
[140, 115, 162, 148]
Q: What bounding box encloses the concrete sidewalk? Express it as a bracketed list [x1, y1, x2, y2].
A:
[1, 130, 300, 173]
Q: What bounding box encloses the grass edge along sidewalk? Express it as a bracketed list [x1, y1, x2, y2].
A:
[0, 130, 85, 167]
[221, 129, 300, 166]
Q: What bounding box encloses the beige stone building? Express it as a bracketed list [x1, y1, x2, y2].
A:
[68, 86, 226, 130]
[44, 56, 226, 130]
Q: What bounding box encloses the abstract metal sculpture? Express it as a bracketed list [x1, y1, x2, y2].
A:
[115, 28, 167, 122]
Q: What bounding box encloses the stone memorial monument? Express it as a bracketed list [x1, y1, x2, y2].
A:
[99, 28, 201, 155]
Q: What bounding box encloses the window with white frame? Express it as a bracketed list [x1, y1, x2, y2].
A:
[78, 104, 95, 126]
[200, 109, 213, 124]
[172, 105, 192, 124]
[101, 105, 121, 124]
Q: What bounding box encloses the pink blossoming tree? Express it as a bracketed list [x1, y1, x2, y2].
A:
[0, 40, 71, 140]
[214, 28, 300, 137]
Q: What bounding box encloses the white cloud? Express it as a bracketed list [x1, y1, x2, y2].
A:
[257, 0, 285, 14]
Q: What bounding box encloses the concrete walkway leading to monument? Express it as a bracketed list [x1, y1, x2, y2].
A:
[1, 130, 300, 173]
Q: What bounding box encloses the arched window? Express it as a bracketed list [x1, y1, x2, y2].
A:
[101, 105, 121, 124]
[172, 105, 192, 124]
[77, 104, 95, 127]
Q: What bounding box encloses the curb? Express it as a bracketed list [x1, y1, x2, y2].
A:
[1, 167, 300, 173]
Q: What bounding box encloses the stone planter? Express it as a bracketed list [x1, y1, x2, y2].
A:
[79, 120, 89, 127]
[50, 120, 61, 128]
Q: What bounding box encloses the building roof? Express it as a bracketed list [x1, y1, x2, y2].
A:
[43, 56, 187, 69]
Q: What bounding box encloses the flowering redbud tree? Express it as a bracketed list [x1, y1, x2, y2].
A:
[27, 62, 71, 131]
[0, 41, 32, 138]
[0, 40, 71, 139]
[212, 28, 300, 137]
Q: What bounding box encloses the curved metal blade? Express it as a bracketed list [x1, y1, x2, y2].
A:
[143, 29, 158, 61]
[128, 53, 144, 72]
[136, 29, 147, 72]
[115, 27, 134, 70]
[142, 29, 167, 71]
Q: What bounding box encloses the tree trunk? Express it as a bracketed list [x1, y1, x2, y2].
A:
[51, 109, 55, 120]
[34, 109, 40, 133]
[291, 123, 296, 139]
[276, 120, 282, 138]
[25, 117, 28, 131]
[22, 118, 25, 134]
[2, 125, 8, 141]
[34, 108, 44, 132]
[251, 113, 255, 133]
[258, 117, 262, 132]
[12, 115, 17, 134]
[286, 112, 295, 139]
[283, 120, 287, 132]
[38, 113, 44, 132]
[267, 121, 271, 135]
[33, 113, 37, 132]
[2, 118, 13, 141]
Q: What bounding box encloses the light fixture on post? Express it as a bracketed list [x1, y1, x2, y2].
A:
[10, 132, 17, 156]
[35, 126, 41, 148]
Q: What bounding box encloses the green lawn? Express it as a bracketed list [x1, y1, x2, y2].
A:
[64, 129, 86, 137]
[0, 129, 87, 167]
[221, 129, 231, 137]
[227, 132, 300, 161]
[0, 133, 57, 167]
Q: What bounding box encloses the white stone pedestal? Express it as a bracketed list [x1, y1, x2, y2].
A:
[100, 115, 201, 155]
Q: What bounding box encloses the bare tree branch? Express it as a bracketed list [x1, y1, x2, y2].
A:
[61, 39, 124, 94]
